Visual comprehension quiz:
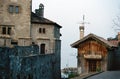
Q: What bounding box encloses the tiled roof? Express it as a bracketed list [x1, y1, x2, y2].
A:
[108, 40, 119, 47]
[71, 33, 117, 48]
[31, 12, 62, 28]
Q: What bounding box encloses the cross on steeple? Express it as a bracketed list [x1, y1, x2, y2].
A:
[81, 15, 89, 26]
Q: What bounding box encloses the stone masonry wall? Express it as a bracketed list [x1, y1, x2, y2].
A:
[0, 40, 61, 79]
[0, 0, 31, 43]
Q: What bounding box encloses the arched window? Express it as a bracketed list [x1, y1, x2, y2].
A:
[40, 43, 45, 54]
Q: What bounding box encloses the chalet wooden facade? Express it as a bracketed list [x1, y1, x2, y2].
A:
[71, 33, 116, 74]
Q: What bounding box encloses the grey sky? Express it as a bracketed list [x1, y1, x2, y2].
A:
[32, 0, 120, 69]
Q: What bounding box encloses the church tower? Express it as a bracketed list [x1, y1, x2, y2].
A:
[80, 25, 84, 39]
[79, 15, 85, 39]
[0, 0, 32, 46]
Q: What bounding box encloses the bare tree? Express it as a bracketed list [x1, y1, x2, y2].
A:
[113, 7, 120, 31]
[113, 15, 120, 29]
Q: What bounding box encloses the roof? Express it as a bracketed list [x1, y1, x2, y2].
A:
[108, 40, 119, 47]
[71, 33, 116, 48]
[31, 12, 62, 28]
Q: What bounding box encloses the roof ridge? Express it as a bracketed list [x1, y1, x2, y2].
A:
[31, 12, 62, 28]
[71, 33, 116, 48]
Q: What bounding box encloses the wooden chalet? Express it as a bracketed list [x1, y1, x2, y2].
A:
[71, 33, 116, 74]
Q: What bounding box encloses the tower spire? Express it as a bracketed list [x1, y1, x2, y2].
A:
[79, 15, 89, 39]
[81, 14, 85, 26]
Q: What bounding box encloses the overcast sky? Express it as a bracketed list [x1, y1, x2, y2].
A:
[32, 0, 120, 69]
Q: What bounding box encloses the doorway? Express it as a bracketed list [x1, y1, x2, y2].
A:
[40, 43, 45, 54]
[88, 60, 101, 72]
[89, 60, 97, 72]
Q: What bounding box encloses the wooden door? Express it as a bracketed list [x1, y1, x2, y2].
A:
[88, 60, 97, 72]
[40, 44, 45, 54]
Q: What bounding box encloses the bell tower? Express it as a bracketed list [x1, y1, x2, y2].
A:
[79, 15, 89, 39]
[79, 15, 85, 39]
[80, 25, 84, 39]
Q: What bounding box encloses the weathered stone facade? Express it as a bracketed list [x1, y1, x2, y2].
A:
[31, 23, 55, 54]
[0, 0, 62, 55]
[0, 0, 62, 79]
[0, 0, 32, 46]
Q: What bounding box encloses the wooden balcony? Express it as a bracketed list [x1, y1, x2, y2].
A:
[84, 54, 102, 59]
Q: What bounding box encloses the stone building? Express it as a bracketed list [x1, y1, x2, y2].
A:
[0, 0, 62, 79]
[31, 5, 61, 54]
[0, 0, 32, 46]
[71, 22, 120, 74]
[0, 0, 62, 54]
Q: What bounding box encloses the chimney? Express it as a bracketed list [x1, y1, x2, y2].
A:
[118, 32, 120, 41]
[35, 3, 44, 17]
[79, 25, 84, 39]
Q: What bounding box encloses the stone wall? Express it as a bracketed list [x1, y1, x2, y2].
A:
[0, 40, 61, 79]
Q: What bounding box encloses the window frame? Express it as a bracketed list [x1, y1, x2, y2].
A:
[43, 28, 46, 34]
[15, 6, 19, 13]
[39, 28, 42, 33]
[38, 28, 46, 34]
[2, 27, 6, 34]
[1, 26, 12, 35]
[8, 5, 20, 14]
[9, 5, 14, 13]
[8, 27, 11, 35]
